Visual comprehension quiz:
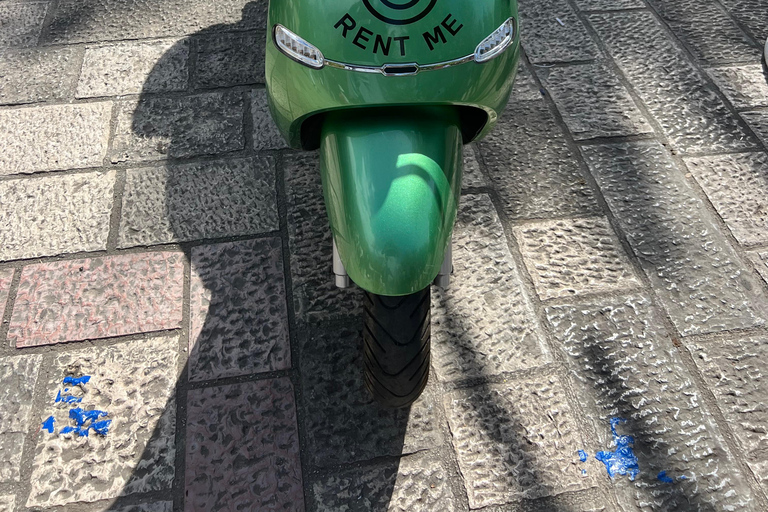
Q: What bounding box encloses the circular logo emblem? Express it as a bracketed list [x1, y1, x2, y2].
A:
[362, 0, 438, 25]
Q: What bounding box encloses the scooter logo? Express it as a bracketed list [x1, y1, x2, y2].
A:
[363, 0, 438, 25]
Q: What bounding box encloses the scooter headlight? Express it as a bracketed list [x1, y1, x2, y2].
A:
[274, 24, 325, 69]
[474, 18, 517, 63]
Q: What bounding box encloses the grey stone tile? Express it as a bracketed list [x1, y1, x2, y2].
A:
[251, 88, 288, 150]
[110, 91, 244, 163]
[581, 142, 768, 335]
[685, 152, 768, 246]
[0, 102, 112, 175]
[189, 238, 290, 381]
[77, 39, 188, 98]
[0, 171, 115, 261]
[0, 496, 12, 512]
[718, 0, 768, 43]
[514, 217, 641, 300]
[118, 157, 278, 247]
[0, 354, 41, 482]
[479, 99, 601, 220]
[194, 29, 266, 88]
[749, 250, 768, 284]
[537, 62, 653, 139]
[512, 59, 544, 102]
[706, 65, 768, 110]
[0, 47, 81, 105]
[461, 143, 487, 188]
[546, 295, 760, 511]
[574, 0, 644, 10]
[185, 378, 303, 512]
[519, 0, 600, 63]
[0, 1, 46, 47]
[432, 195, 549, 382]
[300, 324, 442, 467]
[741, 110, 768, 147]
[0, 268, 13, 321]
[588, 11, 759, 154]
[27, 336, 178, 508]
[493, 489, 610, 512]
[445, 370, 599, 508]
[107, 503, 172, 512]
[311, 451, 456, 511]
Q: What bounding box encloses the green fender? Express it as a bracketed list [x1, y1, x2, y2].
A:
[320, 106, 462, 296]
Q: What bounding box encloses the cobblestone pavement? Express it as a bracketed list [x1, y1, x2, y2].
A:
[1, 0, 767, 510]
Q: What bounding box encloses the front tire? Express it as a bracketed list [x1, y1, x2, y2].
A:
[363, 288, 430, 408]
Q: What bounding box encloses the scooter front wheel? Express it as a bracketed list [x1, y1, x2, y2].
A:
[363, 288, 430, 408]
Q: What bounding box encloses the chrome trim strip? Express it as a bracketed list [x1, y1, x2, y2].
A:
[324, 53, 476, 76]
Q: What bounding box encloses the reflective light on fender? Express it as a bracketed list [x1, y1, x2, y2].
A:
[474, 18, 517, 63]
[274, 24, 325, 69]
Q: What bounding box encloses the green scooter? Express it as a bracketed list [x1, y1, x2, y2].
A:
[266, 0, 520, 407]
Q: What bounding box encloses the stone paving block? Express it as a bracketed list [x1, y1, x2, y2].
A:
[706, 65, 768, 110]
[189, 238, 289, 381]
[185, 378, 303, 512]
[251, 88, 288, 150]
[0, 171, 116, 261]
[519, 0, 600, 63]
[581, 142, 768, 335]
[0, 47, 81, 105]
[445, 370, 599, 508]
[8, 252, 184, 347]
[110, 91, 244, 163]
[500, 489, 609, 512]
[718, 0, 768, 43]
[300, 324, 442, 467]
[118, 157, 278, 247]
[461, 143, 487, 188]
[514, 217, 640, 300]
[588, 11, 759, 154]
[546, 295, 759, 512]
[27, 336, 178, 508]
[513, 58, 543, 102]
[749, 250, 768, 284]
[0, 102, 112, 175]
[536, 62, 653, 140]
[311, 451, 455, 511]
[108, 503, 172, 512]
[685, 152, 768, 246]
[0, 1, 46, 47]
[284, 152, 362, 321]
[0, 268, 13, 318]
[0, 354, 42, 482]
[573, 0, 644, 10]
[741, 110, 768, 147]
[479, 99, 601, 220]
[77, 39, 188, 98]
[0, 496, 12, 512]
[195, 29, 266, 88]
[432, 195, 549, 382]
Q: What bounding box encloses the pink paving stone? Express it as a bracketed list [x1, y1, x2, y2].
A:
[0, 268, 14, 318]
[8, 252, 184, 347]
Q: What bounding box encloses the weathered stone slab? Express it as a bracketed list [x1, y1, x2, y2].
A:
[513, 59, 544, 102]
[251, 88, 288, 150]
[0, 47, 81, 105]
[0, 102, 111, 175]
[546, 295, 759, 511]
[706, 65, 768, 110]
[110, 91, 244, 163]
[461, 143, 487, 188]
[77, 39, 188, 98]
[496, 489, 609, 512]
[574, 0, 644, 10]
[718, 0, 768, 43]
[581, 142, 768, 335]
[432, 195, 549, 382]
[0, 496, 13, 512]
[0, 354, 41, 482]
[685, 152, 768, 246]
[0, 268, 13, 318]
[195, 29, 266, 88]
[185, 378, 303, 512]
[749, 250, 768, 284]
[741, 110, 768, 147]
[588, 11, 759, 153]
[537, 62, 653, 139]
[107, 503, 172, 512]
[0, 171, 116, 260]
[118, 157, 278, 247]
[8, 252, 184, 347]
[519, 0, 599, 63]
[0, 2, 46, 47]
[27, 336, 178, 508]
[189, 238, 290, 381]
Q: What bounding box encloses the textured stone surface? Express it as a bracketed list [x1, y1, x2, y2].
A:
[0, 268, 13, 318]
[498, 489, 609, 512]
[185, 378, 303, 512]
[706, 65, 768, 110]
[311, 451, 455, 511]
[581, 142, 768, 335]
[750, 251, 768, 284]
[741, 110, 768, 147]
[574, 0, 644, 9]
[718, 0, 768, 43]
[513, 59, 543, 102]
[589, 11, 759, 154]
[546, 295, 758, 512]
[251, 88, 288, 150]
[0, 496, 12, 512]
[519, 0, 599, 63]
[27, 336, 178, 507]
[0, 102, 111, 174]
[537, 62, 653, 139]
[118, 157, 278, 247]
[0, 171, 116, 260]
[189, 238, 289, 381]
[9, 252, 184, 347]
[110, 91, 244, 163]
[514, 217, 640, 300]
[445, 370, 598, 508]
[300, 324, 441, 467]
[0, 47, 81, 105]
[195, 29, 266, 88]
[0, 354, 41, 482]
[108, 503, 172, 512]
[461, 143, 487, 188]
[432, 195, 549, 382]
[0, 2, 46, 47]
[77, 39, 188, 98]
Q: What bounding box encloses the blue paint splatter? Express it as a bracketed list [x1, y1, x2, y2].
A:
[679, 475, 688, 481]
[91, 419, 112, 436]
[578, 450, 588, 462]
[658, 471, 674, 483]
[582, 469, 587, 476]
[595, 418, 640, 481]
[57, 408, 110, 437]
[63, 375, 90, 386]
[55, 390, 82, 404]
[70, 407, 108, 426]
[42, 416, 55, 433]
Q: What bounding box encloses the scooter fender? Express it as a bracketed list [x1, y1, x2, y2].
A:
[320, 107, 462, 296]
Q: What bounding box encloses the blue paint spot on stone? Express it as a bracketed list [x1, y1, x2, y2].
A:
[63, 375, 91, 386]
[60, 426, 76, 435]
[595, 418, 640, 481]
[582, 469, 587, 476]
[658, 471, 674, 483]
[578, 450, 588, 462]
[91, 419, 112, 436]
[42, 416, 55, 433]
[55, 390, 83, 404]
[70, 407, 108, 426]
[679, 475, 688, 481]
